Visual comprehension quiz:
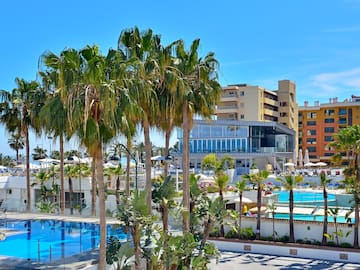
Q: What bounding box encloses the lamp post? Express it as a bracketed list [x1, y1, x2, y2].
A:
[119, 144, 138, 191]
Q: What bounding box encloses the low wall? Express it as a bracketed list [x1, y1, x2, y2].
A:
[211, 238, 360, 264]
[238, 217, 355, 245]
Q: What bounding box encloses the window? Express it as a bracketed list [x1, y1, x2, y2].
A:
[324, 109, 335, 116]
[307, 130, 316, 136]
[324, 127, 335, 133]
[339, 118, 347, 124]
[338, 108, 347, 115]
[306, 138, 316, 144]
[279, 101, 287, 106]
[307, 112, 317, 119]
[307, 147, 316, 153]
[240, 114, 245, 119]
[307, 121, 316, 126]
[324, 118, 334, 123]
[239, 91, 244, 96]
[324, 136, 333, 142]
[280, 112, 287, 117]
[324, 153, 334, 156]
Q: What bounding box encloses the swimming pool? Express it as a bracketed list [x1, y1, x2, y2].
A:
[274, 190, 336, 205]
[273, 213, 351, 223]
[0, 219, 126, 263]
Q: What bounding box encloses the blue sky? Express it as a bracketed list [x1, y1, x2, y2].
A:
[1, 0, 360, 156]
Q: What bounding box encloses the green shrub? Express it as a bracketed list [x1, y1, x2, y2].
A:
[280, 235, 290, 243]
[239, 227, 256, 240]
[296, 239, 304, 244]
[224, 228, 238, 239]
[340, 242, 352, 248]
[210, 227, 220, 237]
[312, 240, 321, 246]
[327, 241, 336, 247]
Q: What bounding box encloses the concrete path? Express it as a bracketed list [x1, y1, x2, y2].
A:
[209, 251, 360, 270]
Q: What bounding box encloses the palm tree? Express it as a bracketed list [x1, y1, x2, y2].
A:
[281, 174, 303, 243]
[118, 27, 160, 213]
[215, 172, 228, 237]
[320, 171, 331, 245]
[65, 44, 130, 269]
[330, 125, 360, 248]
[243, 170, 269, 240]
[174, 39, 222, 232]
[8, 131, 24, 162]
[32, 145, 47, 160]
[39, 48, 81, 215]
[0, 78, 46, 212]
[236, 179, 247, 234]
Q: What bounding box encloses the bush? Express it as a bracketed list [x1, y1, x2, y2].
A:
[312, 240, 321, 246]
[225, 228, 238, 239]
[296, 239, 304, 244]
[327, 241, 336, 247]
[210, 227, 220, 237]
[340, 242, 352, 248]
[239, 227, 256, 240]
[279, 235, 290, 243]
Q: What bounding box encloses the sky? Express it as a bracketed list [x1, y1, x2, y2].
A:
[1, 0, 360, 157]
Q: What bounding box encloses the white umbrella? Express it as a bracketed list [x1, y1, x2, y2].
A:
[65, 156, 87, 164]
[151, 155, 164, 161]
[284, 162, 295, 167]
[14, 163, 40, 170]
[298, 149, 303, 168]
[303, 149, 310, 165]
[315, 162, 327, 167]
[38, 158, 60, 164]
[234, 196, 253, 203]
[304, 162, 316, 167]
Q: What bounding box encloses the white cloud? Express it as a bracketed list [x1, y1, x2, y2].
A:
[323, 25, 360, 33]
[309, 67, 360, 97]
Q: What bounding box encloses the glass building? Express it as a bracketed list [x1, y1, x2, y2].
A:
[176, 119, 295, 177]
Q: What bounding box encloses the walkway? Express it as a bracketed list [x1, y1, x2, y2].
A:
[210, 251, 360, 270]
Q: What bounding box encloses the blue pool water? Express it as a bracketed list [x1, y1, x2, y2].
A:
[274, 190, 336, 204]
[0, 219, 126, 263]
[274, 213, 351, 223]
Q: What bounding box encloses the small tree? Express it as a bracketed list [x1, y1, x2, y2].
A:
[236, 179, 247, 234]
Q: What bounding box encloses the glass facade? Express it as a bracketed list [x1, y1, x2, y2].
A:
[178, 120, 294, 154]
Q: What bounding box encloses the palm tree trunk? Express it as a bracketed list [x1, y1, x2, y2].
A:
[163, 130, 170, 180]
[354, 153, 360, 248]
[219, 190, 225, 237]
[238, 193, 243, 238]
[25, 127, 31, 212]
[91, 160, 96, 216]
[182, 104, 190, 233]
[143, 118, 152, 213]
[69, 177, 73, 215]
[116, 176, 120, 206]
[133, 225, 141, 270]
[289, 189, 294, 243]
[60, 134, 65, 214]
[95, 144, 107, 270]
[322, 188, 328, 245]
[125, 137, 131, 203]
[256, 182, 261, 240]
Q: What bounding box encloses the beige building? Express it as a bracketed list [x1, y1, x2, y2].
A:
[216, 80, 299, 159]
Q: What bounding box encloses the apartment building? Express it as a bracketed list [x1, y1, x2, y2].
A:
[216, 79, 298, 150]
[298, 95, 360, 163]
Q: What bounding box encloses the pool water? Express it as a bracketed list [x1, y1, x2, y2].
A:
[0, 219, 126, 263]
[274, 191, 336, 204]
[274, 213, 351, 223]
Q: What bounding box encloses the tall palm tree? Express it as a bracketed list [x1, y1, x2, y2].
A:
[65, 45, 129, 269]
[0, 78, 45, 212]
[281, 174, 303, 243]
[39, 48, 81, 215]
[8, 131, 24, 162]
[243, 170, 269, 240]
[174, 39, 222, 232]
[320, 171, 331, 245]
[236, 179, 247, 234]
[32, 145, 47, 160]
[330, 125, 360, 248]
[118, 27, 160, 212]
[215, 172, 228, 237]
